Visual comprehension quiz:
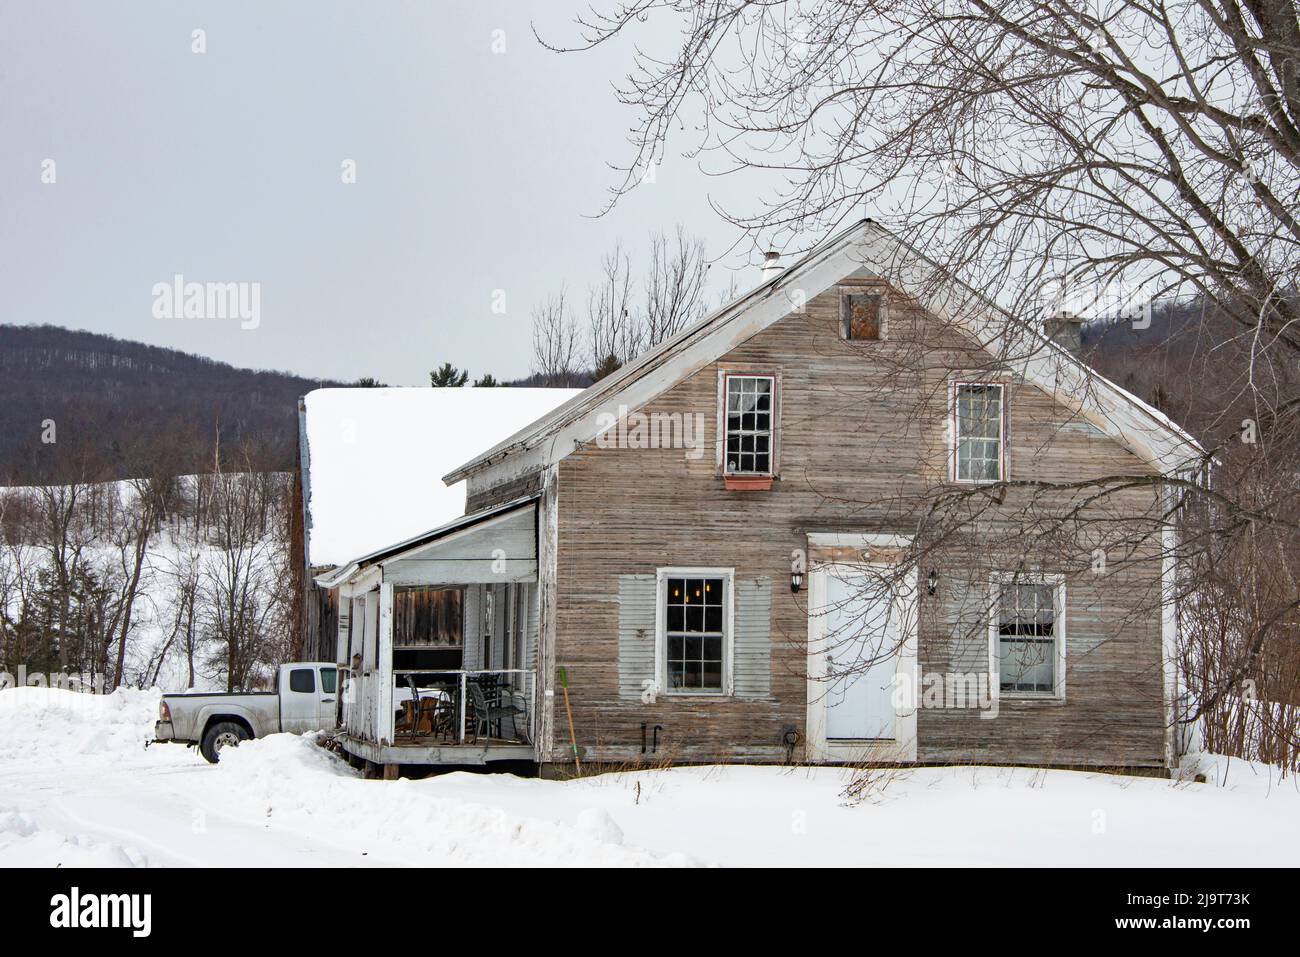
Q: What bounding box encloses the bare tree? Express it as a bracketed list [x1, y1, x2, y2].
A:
[642, 225, 709, 348]
[587, 243, 638, 379]
[199, 447, 283, 691]
[0, 492, 40, 678]
[530, 288, 583, 386]
[107, 460, 178, 687]
[560, 3, 1298, 336]
[31, 480, 95, 673]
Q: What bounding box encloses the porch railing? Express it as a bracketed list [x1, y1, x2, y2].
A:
[391, 668, 536, 746]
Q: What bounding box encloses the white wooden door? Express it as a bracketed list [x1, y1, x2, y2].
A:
[822, 566, 902, 741]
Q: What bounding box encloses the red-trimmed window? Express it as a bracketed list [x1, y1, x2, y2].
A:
[952, 382, 1005, 482]
[723, 374, 775, 477]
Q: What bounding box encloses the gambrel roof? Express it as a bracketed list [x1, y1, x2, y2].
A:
[444, 219, 1204, 485]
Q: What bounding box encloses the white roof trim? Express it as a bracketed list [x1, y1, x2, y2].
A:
[444, 220, 1203, 483]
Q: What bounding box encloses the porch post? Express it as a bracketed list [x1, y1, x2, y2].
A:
[457, 671, 467, 745]
[377, 580, 394, 745]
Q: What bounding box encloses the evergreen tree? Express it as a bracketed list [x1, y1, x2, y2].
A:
[429, 362, 469, 387]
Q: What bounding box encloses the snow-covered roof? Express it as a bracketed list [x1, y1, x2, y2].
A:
[302, 387, 580, 568]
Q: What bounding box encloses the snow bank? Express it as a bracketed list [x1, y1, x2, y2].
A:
[0, 687, 161, 766]
[303, 387, 581, 567]
[213, 734, 692, 867]
[0, 805, 150, 867]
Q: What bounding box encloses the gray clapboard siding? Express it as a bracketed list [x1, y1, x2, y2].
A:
[336, 598, 350, 663]
[942, 577, 991, 675]
[734, 577, 772, 698]
[616, 574, 657, 699]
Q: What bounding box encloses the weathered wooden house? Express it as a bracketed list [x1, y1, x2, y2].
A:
[321, 220, 1204, 776]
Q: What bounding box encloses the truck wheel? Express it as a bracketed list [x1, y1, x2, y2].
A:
[201, 721, 249, 764]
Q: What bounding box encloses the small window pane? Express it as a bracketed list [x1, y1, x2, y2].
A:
[663, 574, 726, 692]
[320, 668, 337, 695]
[955, 384, 1003, 482]
[724, 375, 775, 475]
[997, 582, 1057, 694]
[289, 668, 315, 694]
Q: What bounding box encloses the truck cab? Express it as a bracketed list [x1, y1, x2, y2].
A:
[280, 662, 338, 734]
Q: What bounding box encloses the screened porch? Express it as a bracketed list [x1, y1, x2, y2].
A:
[323, 498, 542, 766]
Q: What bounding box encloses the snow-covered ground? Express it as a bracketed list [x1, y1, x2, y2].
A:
[2, 687, 1298, 867]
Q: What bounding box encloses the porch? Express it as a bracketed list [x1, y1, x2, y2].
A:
[321, 497, 543, 767]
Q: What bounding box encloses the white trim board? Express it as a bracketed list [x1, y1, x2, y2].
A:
[653, 567, 736, 698]
[987, 573, 1068, 702]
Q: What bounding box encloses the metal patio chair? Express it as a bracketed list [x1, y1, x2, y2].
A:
[468, 679, 524, 743]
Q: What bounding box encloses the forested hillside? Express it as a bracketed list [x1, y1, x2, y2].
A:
[0, 325, 345, 485]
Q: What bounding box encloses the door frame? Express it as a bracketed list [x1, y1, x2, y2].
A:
[805, 532, 918, 763]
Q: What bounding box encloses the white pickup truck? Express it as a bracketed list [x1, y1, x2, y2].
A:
[154, 662, 338, 763]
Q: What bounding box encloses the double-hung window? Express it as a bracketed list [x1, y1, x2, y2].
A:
[991, 578, 1065, 697]
[659, 569, 732, 695]
[724, 374, 775, 476]
[953, 382, 1005, 482]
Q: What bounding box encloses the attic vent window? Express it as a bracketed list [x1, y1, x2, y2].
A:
[841, 292, 886, 341]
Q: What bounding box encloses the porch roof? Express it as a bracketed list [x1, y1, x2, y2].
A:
[314, 495, 538, 590]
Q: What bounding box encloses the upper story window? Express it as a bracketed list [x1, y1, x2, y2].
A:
[953, 382, 1005, 482]
[724, 374, 775, 476]
[991, 577, 1065, 698]
[840, 291, 886, 341]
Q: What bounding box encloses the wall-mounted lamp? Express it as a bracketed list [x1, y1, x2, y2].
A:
[791, 548, 807, 593]
[926, 569, 939, 597]
[791, 569, 804, 593]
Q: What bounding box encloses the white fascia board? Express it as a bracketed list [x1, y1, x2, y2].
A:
[446, 221, 876, 486]
[333, 565, 382, 597]
[315, 562, 358, 590]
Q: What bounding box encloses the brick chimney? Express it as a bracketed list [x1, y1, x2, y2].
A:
[1044, 309, 1085, 353]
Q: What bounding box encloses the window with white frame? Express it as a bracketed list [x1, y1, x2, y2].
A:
[953, 382, 1005, 482]
[993, 579, 1064, 696]
[659, 570, 731, 694]
[724, 374, 775, 475]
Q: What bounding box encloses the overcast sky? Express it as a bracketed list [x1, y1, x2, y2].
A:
[0, 1, 763, 385]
